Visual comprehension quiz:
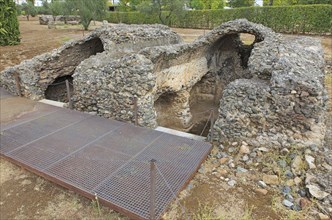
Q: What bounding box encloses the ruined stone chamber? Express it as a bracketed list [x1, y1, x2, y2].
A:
[1, 19, 328, 148]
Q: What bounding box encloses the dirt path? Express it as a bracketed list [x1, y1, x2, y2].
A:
[0, 18, 331, 220]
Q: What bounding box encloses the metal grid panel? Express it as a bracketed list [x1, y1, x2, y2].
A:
[1, 109, 89, 154]
[0, 105, 212, 220]
[46, 145, 131, 191]
[1, 103, 60, 131]
[91, 125, 162, 156]
[6, 115, 123, 169]
[94, 133, 211, 219]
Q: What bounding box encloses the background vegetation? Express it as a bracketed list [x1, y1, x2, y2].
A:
[0, 0, 20, 46]
[107, 5, 332, 34]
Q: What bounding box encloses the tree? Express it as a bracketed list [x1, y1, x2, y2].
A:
[228, 0, 255, 7]
[21, 2, 37, 21]
[190, 0, 224, 9]
[38, 0, 52, 15]
[138, 0, 186, 25]
[49, 0, 64, 21]
[65, 0, 107, 30]
[0, 0, 20, 46]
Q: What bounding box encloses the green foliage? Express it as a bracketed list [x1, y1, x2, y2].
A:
[263, 0, 331, 5]
[107, 5, 332, 34]
[37, 0, 52, 14]
[65, 0, 107, 30]
[50, 0, 65, 19]
[190, 0, 225, 9]
[138, 0, 185, 25]
[0, 0, 20, 46]
[21, 2, 37, 20]
[228, 0, 255, 7]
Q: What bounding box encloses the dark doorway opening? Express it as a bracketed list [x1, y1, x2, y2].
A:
[45, 75, 73, 102]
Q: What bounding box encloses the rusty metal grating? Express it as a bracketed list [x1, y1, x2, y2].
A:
[0, 104, 212, 220]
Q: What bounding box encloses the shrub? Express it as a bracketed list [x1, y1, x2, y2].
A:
[0, 0, 20, 46]
[107, 5, 332, 34]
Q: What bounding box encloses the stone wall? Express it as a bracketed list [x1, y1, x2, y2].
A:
[0, 23, 182, 101]
[0, 19, 327, 148]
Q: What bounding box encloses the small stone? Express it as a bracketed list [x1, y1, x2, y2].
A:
[241, 141, 248, 146]
[285, 194, 294, 202]
[219, 157, 229, 164]
[225, 178, 230, 182]
[286, 179, 295, 187]
[215, 152, 222, 159]
[186, 183, 193, 190]
[282, 199, 294, 208]
[318, 213, 330, 220]
[300, 91, 309, 97]
[262, 174, 279, 185]
[228, 180, 237, 187]
[229, 163, 235, 168]
[294, 177, 302, 185]
[255, 188, 268, 195]
[284, 170, 294, 179]
[258, 180, 267, 188]
[281, 148, 289, 155]
[228, 147, 235, 153]
[292, 155, 304, 175]
[257, 147, 269, 152]
[298, 189, 307, 197]
[299, 198, 311, 209]
[282, 186, 292, 195]
[310, 144, 319, 152]
[250, 152, 257, 158]
[304, 149, 312, 155]
[239, 145, 250, 154]
[198, 166, 205, 174]
[219, 144, 225, 150]
[291, 204, 301, 211]
[307, 185, 330, 200]
[237, 167, 248, 173]
[305, 155, 316, 169]
[305, 173, 316, 184]
[219, 169, 228, 176]
[242, 155, 249, 162]
[231, 142, 238, 146]
[277, 160, 287, 168]
[291, 90, 297, 94]
[322, 163, 332, 171]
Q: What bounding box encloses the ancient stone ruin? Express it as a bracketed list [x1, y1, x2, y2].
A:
[0, 19, 328, 149]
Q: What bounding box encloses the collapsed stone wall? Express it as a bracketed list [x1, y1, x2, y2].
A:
[0, 24, 182, 100]
[39, 15, 81, 25]
[213, 35, 328, 148]
[0, 19, 327, 148]
[73, 19, 327, 148]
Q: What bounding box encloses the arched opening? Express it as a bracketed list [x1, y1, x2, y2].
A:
[188, 73, 219, 137]
[154, 91, 191, 130]
[45, 75, 73, 102]
[43, 37, 104, 102]
[188, 33, 259, 137]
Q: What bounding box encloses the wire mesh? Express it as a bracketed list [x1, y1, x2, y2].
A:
[0, 104, 211, 220]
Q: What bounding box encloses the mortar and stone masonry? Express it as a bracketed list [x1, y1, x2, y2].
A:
[0, 19, 328, 149]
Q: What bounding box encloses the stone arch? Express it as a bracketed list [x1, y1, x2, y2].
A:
[42, 37, 104, 101]
[187, 31, 263, 137]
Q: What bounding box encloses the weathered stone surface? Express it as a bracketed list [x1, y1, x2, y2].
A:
[262, 174, 279, 185]
[0, 19, 327, 149]
[39, 15, 81, 25]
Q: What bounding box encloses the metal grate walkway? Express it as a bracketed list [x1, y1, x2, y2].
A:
[0, 103, 211, 220]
